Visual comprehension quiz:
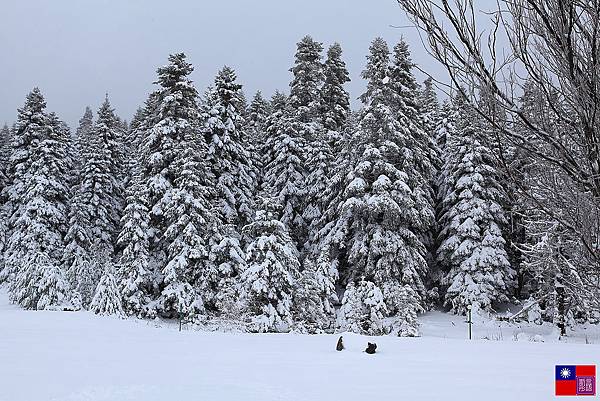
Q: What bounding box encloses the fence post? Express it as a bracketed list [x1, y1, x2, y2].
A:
[467, 305, 472, 340]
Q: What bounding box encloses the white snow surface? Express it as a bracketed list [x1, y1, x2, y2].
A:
[1, 288, 599, 401]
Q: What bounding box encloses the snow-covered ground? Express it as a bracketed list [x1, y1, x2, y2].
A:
[1, 288, 598, 401]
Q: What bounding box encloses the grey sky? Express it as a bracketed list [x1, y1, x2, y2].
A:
[0, 0, 446, 129]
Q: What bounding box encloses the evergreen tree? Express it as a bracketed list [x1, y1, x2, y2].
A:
[289, 35, 324, 127]
[321, 43, 350, 132]
[135, 53, 215, 318]
[203, 66, 254, 232]
[205, 224, 246, 317]
[418, 77, 441, 170]
[241, 197, 300, 333]
[247, 90, 271, 140]
[288, 36, 326, 250]
[4, 90, 72, 309]
[336, 279, 387, 335]
[0, 123, 12, 271]
[62, 187, 94, 306]
[262, 104, 307, 244]
[74, 106, 94, 175]
[389, 39, 421, 121]
[322, 38, 433, 335]
[117, 166, 152, 317]
[437, 99, 515, 315]
[81, 96, 124, 255]
[0, 123, 12, 181]
[246, 91, 270, 189]
[292, 256, 337, 333]
[90, 256, 124, 317]
[158, 124, 215, 318]
[261, 91, 287, 168]
[63, 97, 124, 307]
[137, 53, 208, 317]
[303, 42, 350, 260]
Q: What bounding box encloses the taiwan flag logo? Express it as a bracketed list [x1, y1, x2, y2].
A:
[555, 365, 596, 396]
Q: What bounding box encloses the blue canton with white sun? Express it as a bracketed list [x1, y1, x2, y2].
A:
[556, 365, 577, 380]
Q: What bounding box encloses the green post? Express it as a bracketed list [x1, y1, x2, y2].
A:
[179, 307, 182, 332]
[467, 305, 472, 340]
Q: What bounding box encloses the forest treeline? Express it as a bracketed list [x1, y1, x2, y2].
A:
[0, 35, 597, 335]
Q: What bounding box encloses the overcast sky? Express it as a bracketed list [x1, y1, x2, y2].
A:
[0, 0, 447, 129]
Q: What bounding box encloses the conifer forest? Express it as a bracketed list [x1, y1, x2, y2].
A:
[1, 8, 599, 341]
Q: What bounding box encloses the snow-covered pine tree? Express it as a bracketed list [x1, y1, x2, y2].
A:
[289, 35, 324, 128]
[0, 123, 11, 181]
[62, 184, 94, 306]
[336, 279, 388, 335]
[117, 165, 152, 317]
[4, 90, 72, 309]
[246, 91, 270, 190]
[90, 253, 124, 317]
[1, 90, 49, 284]
[303, 43, 351, 256]
[136, 54, 215, 319]
[247, 91, 270, 141]
[321, 38, 433, 335]
[203, 66, 254, 233]
[292, 256, 337, 333]
[205, 224, 246, 317]
[0, 123, 12, 269]
[417, 77, 442, 171]
[241, 197, 300, 333]
[62, 96, 125, 308]
[261, 91, 287, 168]
[135, 53, 204, 316]
[478, 83, 529, 299]
[261, 99, 307, 244]
[437, 98, 515, 315]
[418, 77, 439, 131]
[428, 97, 461, 297]
[321, 43, 350, 132]
[288, 35, 326, 252]
[81, 96, 124, 256]
[158, 124, 216, 319]
[73, 106, 94, 175]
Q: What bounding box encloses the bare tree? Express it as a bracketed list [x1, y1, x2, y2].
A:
[399, 0, 599, 324]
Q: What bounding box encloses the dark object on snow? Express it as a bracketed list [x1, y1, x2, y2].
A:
[365, 342, 377, 354]
[336, 336, 344, 351]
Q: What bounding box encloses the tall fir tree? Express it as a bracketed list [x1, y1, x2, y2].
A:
[0, 123, 12, 182]
[289, 35, 324, 128]
[246, 91, 271, 190]
[90, 251, 124, 317]
[203, 66, 255, 233]
[84, 96, 124, 254]
[321, 38, 433, 335]
[0, 123, 13, 268]
[437, 98, 515, 315]
[247, 91, 271, 141]
[4, 90, 72, 309]
[303, 42, 351, 260]
[241, 197, 300, 333]
[137, 53, 200, 312]
[135, 53, 216, 318]
[74, 106, 94, 176]
[159, 123, 215, 318]
[63, 97, 124, 307]
[321, 43, 350, 132]
[117, 165, 152, 317]
[262, 101, 307, 244]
